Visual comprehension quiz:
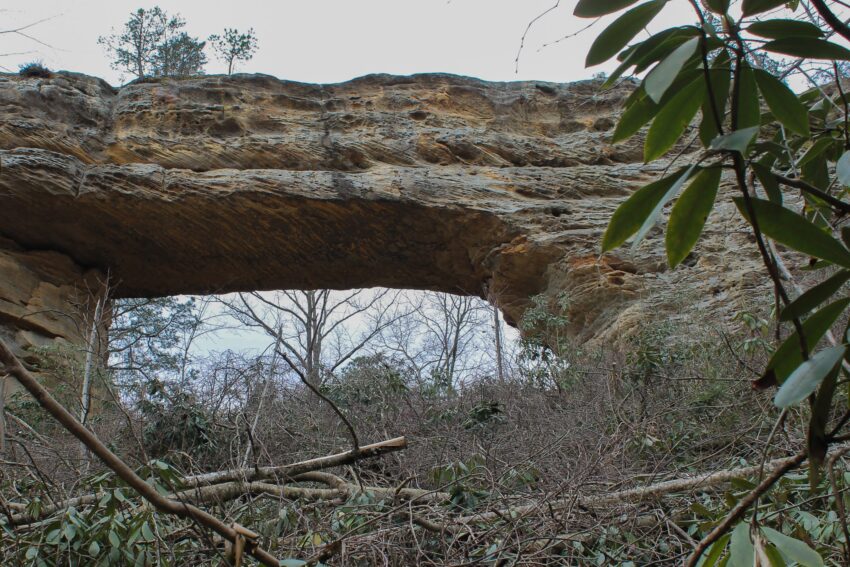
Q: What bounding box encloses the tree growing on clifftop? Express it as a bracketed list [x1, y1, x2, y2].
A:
[208, 27, 258, 74]
[98, 6, 206, 80]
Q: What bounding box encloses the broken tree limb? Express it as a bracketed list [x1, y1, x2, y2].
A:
[455, 452, 811, 525]
[183, 435, 408, 488]
[191, 480, 443, 507]
[300, 453, 821, 561]
[10, 475, 446, 527]
[9, 446, 816, 530]
[685, 451, 808, 567]
[0, 338, 281, 567]
[10, 442, 416, 527]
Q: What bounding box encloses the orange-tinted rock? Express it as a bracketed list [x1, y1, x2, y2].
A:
[0, 72, 765, 356]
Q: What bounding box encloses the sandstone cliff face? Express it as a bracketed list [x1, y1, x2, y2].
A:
[0, 71, 766, 358]
[0, 236, 100, 363]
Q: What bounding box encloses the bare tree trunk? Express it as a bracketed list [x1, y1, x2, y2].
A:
[241, 351, 277, 468]
[0, 372, 6, 453]
[80, 294, 105, 459]
[304, 290, 321, 386]
[493, 304, 505, 383]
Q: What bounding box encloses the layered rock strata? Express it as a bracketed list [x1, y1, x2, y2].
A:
[0, 71, 766, 362]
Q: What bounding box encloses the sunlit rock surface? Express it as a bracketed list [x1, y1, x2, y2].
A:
[0, 71, 766, 359]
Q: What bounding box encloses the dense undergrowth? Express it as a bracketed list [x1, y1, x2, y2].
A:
[2, 297, 846, 566]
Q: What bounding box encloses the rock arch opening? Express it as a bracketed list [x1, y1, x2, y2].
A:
[0, 71, 761, 365]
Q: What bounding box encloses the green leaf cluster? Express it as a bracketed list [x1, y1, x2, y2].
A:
[584, 1, 850, 562]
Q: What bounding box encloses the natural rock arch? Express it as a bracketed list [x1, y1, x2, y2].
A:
[0, 72, 762, 362]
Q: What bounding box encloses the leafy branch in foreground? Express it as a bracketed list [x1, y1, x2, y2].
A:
[0, 339, 281, 567]
[581, 0, 850, 563]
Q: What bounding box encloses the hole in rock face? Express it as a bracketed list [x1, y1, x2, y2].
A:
[681, 253, 700, 268]
[208, 116, 245, 137]
[106, 288, 523, 460]
[110, 288, 518, 402]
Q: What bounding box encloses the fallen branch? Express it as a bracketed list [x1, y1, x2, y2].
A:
[0, 339, 281, 567]
[456, 452, 809, 524]
[11, 465, 436, 527]
[685, 450, 807, 566]
[183, 436, 407, 488]
[301, 451, 818, 560]
[176, 479, 445, 508]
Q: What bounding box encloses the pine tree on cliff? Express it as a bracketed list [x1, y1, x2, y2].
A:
[208, 28, 258, 75]
[98, 6, 206, 80]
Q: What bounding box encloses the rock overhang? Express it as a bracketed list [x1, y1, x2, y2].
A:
[0, 71, 765, 357]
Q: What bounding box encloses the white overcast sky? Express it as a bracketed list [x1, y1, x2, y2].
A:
[2, 1, 696, 85]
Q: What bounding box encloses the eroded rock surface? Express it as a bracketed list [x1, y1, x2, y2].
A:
[0, 71, 767, 358]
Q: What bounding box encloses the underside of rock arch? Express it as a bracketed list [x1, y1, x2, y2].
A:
[0, 71, 765, 363]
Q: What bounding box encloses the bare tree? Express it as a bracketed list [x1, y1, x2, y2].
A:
[223, 289, 406, 387]
[380, 291, 492, 391]
[0, 12, 59, 71]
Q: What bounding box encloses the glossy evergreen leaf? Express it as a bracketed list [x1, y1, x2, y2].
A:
[614, 90, 659, 142]
[762, 544, 788, 567]
[737, 63, 761, 129]
[763, 299, 850, 385]
[645, 36, 699, 103]
[729, 523, 754, 567]
[838, 151, 850, 186]
[634, 28, 700, 74]
[574, 0, 640, 17]
[666, 167, 721, 267]
[774, 345, 846, 408]
[710, 126, 759, 153]
[645, 77, 704, 161]
[699, 50, 731, 147]
[809, 363, 837, 488]
[752, 162, 782, 204]
[705, 0, 730, 14]
[803, 153, 830, 190]
[603, 27, 697, 87]
[761, 526, 823, 567]
[798, 137, 836, 168]
[602, 29, 676, 89]
[734, 197, 850, 269]
[601, 167, 695, 252]
[753, 69, 810, 135]
[701, 533, 731, 567]
[615, 69, 702, 142]
[748, 19, 824, 39]
[632, 166, 696, 248]
[764, 38, 850, 60]
[742, 0, 792, 16]
[587, 1, 668, 66]
[781, 270, 850, 321]
[754, 138, 785, 169]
